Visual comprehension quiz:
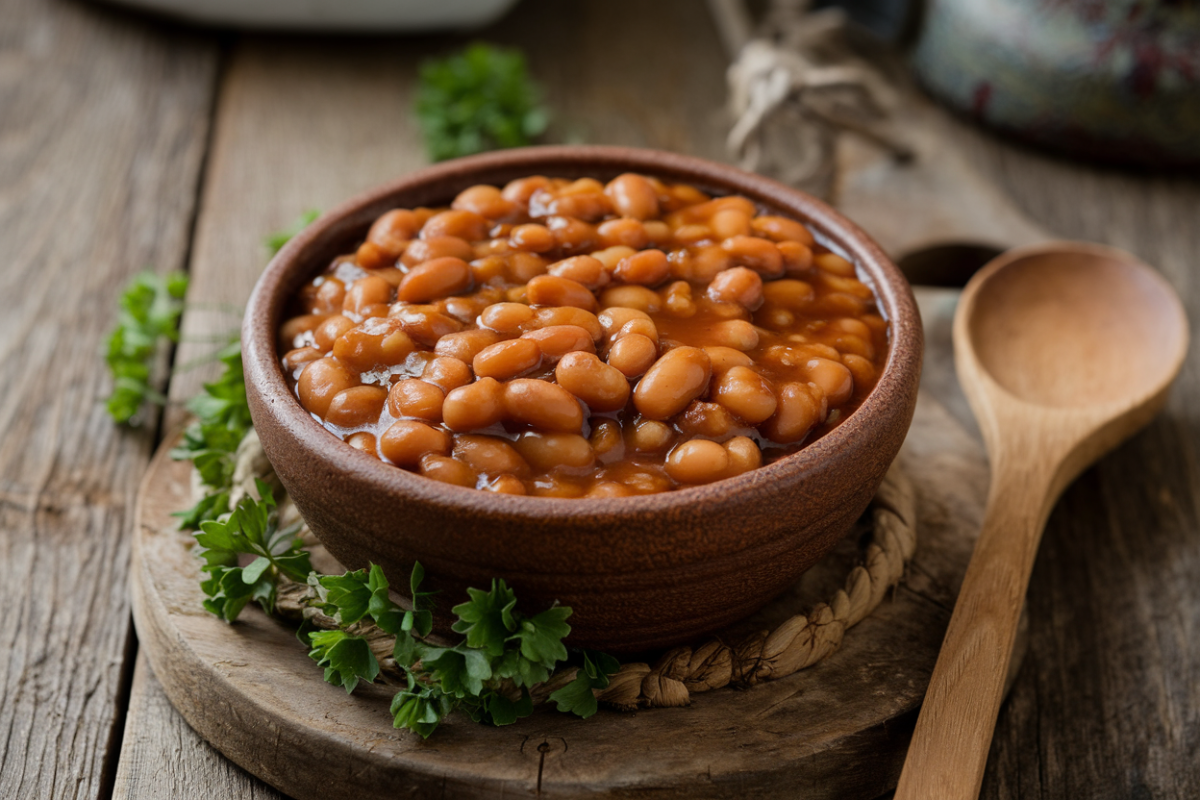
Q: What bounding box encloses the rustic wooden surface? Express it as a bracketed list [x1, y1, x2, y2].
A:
[130, 387, 987, 800]
[2, 0, 1198, 797]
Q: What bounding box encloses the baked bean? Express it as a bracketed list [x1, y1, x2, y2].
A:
[725, 436, 762, 474]
[555, 351, 631, 412]
[599, 285, 660, 312]
[421, 209, 489, 241]
[686, 245, 732, 281]
[345, 431, 378, 457]
[380, 420, 450, 467]
[488, 474, 528, 494]
[281, 313, 328, 347]
[589, 419, 623, 456]
[332, 318, 414, 371]
[547, 216, 598, 251]
[779, 241, 814, 276]
[526, 274, 597, 310]
[606, 173, 660, 220]
[509, 223, 557, 253]
[762, 279, 815, 309]
[369, 209, 422, 246]
[587, 482, 633, 498]
[473, 338, 542, 380]
[419, 453, 477, 488]
[521, 325, 596, 358]
[722, 236, 784, 277]
[814, 252, 857, 277]
[396, 304, 465, 345]
[326, 385, 389, 428]
[709, 208, 752, 239]
[633, 346, 712, 420]
[715, 366, 778, 424]
[707, 267, 764, 310]
[503, 379, 584, 433]
[617, 318, 659, 343]
[312, 314, 356, 351]
[762, 382, 825, 444]
[630, 419, 674, 453]
[283, 173, 888, 495]
[751, 215, 815, 246]
[677, 401, 735, 439]
[452, 184, 517, 221]
[665, 440, 730, 485]
[591, 245, 638, 270]
[507, 252, 550, 283]
[548, 255, 609, 289]
[531, 306, 604, 340]
[703, 346, 753, 374]
[661, 281, 696, 318]
[442, 378, 505, 432]
[454, 435, 530, 477]
[502, 175, 551, 206]
[607, 333, 658, 377]
[343, 275, 394, 316]
[434, 328, 503, 363]
[387, 379, 445, 422]
[479, 301, 535, 333]
[513, 432, 595, 470]
[802, 357, 854, 405]
[842, 353, 877, 393]
[311, 277, 347, 313]
[401, 236, 475, 267]
[283, 346, 324, 373]
[422, 356, 473, 393]
[597, 218, 649, 250]
[397, 257, 473, 304]
[710, 319, 760, 351]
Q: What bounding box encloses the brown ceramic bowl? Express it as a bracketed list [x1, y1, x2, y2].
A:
[243, 146, 922, 653]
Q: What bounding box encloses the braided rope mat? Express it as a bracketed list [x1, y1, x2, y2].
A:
[233, 431, 918, 713]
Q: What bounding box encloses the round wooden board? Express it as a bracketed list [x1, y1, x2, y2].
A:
[132, 391, 990, 800]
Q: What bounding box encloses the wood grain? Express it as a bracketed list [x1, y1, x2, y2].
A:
[0, 0, 217, 797]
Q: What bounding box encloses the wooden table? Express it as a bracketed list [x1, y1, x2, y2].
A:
[2, 0, 1197, 797]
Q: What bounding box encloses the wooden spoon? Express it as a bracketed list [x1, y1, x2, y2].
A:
[894, 242, 1189, 799]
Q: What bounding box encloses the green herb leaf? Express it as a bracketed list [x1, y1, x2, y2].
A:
[313, 569, 372, 627]
[451, 579, 518, 657]
[415, 43, 549, 162]
[420, 645, 494, 699]
[366, 564, 407, 636]
[548, 649, 620, 719]
[515, 605, 572, 668]
[104, 271, 188, 424]
[390, 674, 457, 739]
[307, 630, 380, 693]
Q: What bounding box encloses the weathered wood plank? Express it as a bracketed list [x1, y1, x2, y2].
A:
[111, 655, 285, 800]
[0, 0, 218, 797]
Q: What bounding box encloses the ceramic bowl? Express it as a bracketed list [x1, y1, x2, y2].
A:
[243, 146, 923, 652]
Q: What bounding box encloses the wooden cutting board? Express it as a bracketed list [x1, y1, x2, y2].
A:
[130, 288, 999, 799]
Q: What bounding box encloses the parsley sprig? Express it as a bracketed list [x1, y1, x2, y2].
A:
[415, 43, 549, 162]
[104, 271, 188, 424]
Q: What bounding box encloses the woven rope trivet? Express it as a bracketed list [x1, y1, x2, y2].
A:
[219, 431, 917, 712]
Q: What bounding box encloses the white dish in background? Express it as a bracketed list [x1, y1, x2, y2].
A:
[99, 0, 522, 31]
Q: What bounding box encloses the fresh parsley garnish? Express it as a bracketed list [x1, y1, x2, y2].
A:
[415, 43, 549, 162]
[104, 271, 188, 424]
[193, 481, 312, 622]
[308, 629, 381, 694]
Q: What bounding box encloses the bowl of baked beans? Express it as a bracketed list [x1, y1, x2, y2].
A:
[243, 146, 922, 652]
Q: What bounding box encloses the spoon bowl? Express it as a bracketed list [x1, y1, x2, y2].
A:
[896, 241, 1188, 799]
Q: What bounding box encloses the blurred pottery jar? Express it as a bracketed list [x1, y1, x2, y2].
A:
[914, 0, 1200, 167]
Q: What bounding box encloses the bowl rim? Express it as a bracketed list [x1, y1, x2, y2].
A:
[243, 145, 922, 521]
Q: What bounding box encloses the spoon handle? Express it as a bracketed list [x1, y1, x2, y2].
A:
[894, 459, 1055, 799]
